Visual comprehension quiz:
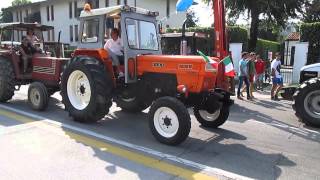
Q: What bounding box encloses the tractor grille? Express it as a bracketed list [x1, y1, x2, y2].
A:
[33, 66, 55, 74]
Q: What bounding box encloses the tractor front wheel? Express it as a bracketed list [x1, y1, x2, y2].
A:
[28, 82, 49, 111]
[148, 97, 191, 145]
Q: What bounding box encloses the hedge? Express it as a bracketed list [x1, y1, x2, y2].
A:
[64, 50, 74, 58]
[300, 22, 320, 64]
[164, 26, 248, 55]
[255, 39, 280, 60]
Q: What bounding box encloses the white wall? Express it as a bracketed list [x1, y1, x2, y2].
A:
[12, 7, 33, 41]
[136, 0, 185, 28]
[40, 0, 84, 46]
[284, 40, 299, 66]
[11, 0, 185, 46]
[293, 42, 309, 83]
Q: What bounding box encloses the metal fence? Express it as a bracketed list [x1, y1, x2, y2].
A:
[280, 66, 293, 85]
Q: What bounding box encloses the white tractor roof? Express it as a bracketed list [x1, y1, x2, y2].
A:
[0, 22, 53, 31]
[80, 5, 159, 18]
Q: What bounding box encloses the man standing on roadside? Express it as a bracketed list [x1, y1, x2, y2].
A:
[271, 53, 283, 101]
[237, 52, 251, 100]
[255, 55, 265, 91]
[248, 52, 256, 98]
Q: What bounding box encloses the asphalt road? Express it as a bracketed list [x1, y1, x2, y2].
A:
[0, 85, 319, 180]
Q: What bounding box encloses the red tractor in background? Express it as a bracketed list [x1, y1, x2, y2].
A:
[60, 0, 234, 145]
[0, 23, 69, 110]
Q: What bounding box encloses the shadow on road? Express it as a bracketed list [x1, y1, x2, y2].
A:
[230, 102, 320, 143]
[59, 109, 296, 180]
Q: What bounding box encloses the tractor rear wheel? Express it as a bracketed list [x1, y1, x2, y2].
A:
[193, 105, 229, 128]
[148, 97, 191, 145]
[61, 57, 113, 123]
[293, 78, 320, 127]
[0, 59, 15, 102]
[28, 82, 49, 111]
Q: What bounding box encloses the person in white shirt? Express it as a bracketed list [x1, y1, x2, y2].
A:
[271, 53, 283, 101]
[104, 28, 124, 77]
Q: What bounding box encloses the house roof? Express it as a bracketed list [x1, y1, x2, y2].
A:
[286, 32, 300, 41]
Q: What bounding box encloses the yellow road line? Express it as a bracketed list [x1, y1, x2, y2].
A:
[0, 108, 218, 180]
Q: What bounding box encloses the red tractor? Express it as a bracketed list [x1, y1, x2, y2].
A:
[0, 23, 69, 110]
[60, 1, 234, 145]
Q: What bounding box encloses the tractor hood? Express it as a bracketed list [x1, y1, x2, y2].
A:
[137, 55, 219, 64]
[301, 63, 320, 72]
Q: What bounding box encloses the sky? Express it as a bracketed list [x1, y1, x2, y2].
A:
[189, 0, 248, 27]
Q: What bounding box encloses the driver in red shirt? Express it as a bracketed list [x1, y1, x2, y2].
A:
[255, 55, 265, 91]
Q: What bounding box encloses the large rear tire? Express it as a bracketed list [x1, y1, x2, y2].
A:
[61, 57, 113, 123]
[193, 105, 229, 128]
[293, 78, 320, 127]
[148, 97, 191, 145]
[0, 59, 15, 102]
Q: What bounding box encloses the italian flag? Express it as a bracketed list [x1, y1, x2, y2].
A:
[221, 56, 235, 77]
[197, 50, 219, 69]
[197, 51, 235, 77]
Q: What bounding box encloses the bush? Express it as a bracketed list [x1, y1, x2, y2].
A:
[228, 26, 248, 51]
[164, 26, 248, 55]
[300, 22, 320, 64]
[64, 50, 74, 58]
[255, 39, 280, 60]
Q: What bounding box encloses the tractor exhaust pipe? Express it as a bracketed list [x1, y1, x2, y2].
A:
[56, 31, 62, 58]
[180, 19, 188, 55]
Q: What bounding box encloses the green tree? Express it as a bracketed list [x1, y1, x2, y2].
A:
[257, 19, 281, 41]
[203, 0, 306, 51]
[0, 8, 13, 23]
[303, 0, 320, 23]
[12, 0, 31, 6]
[185, 10, 198, 28]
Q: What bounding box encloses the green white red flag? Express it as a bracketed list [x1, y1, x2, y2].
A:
[197, 50, 219, 69]
[197, 51, 235, 77]
[221, 56, 235, 77]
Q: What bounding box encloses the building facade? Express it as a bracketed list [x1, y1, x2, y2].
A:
[8, 0, 185, 46]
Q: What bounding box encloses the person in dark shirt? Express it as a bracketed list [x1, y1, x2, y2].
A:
[19, 36, 35, 73]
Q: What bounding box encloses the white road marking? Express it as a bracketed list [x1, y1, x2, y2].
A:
[0, 104, 252, 180]
[248, 119, 320, 135]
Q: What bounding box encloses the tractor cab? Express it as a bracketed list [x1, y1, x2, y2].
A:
[77, 5, 161, 83]
[0, 23, 54, 78]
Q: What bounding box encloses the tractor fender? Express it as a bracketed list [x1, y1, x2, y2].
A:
[72, 49, 114, 78]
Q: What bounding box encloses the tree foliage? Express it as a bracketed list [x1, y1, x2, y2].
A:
[202, 0, 306, 51]
[303, 0, 320, 23]
[12, 0, 31, 6]
[300, 22, 320, 64]
[185, 10, 198, 28]
[0, 8, 13, 23]
[257, 19, 281, 41]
